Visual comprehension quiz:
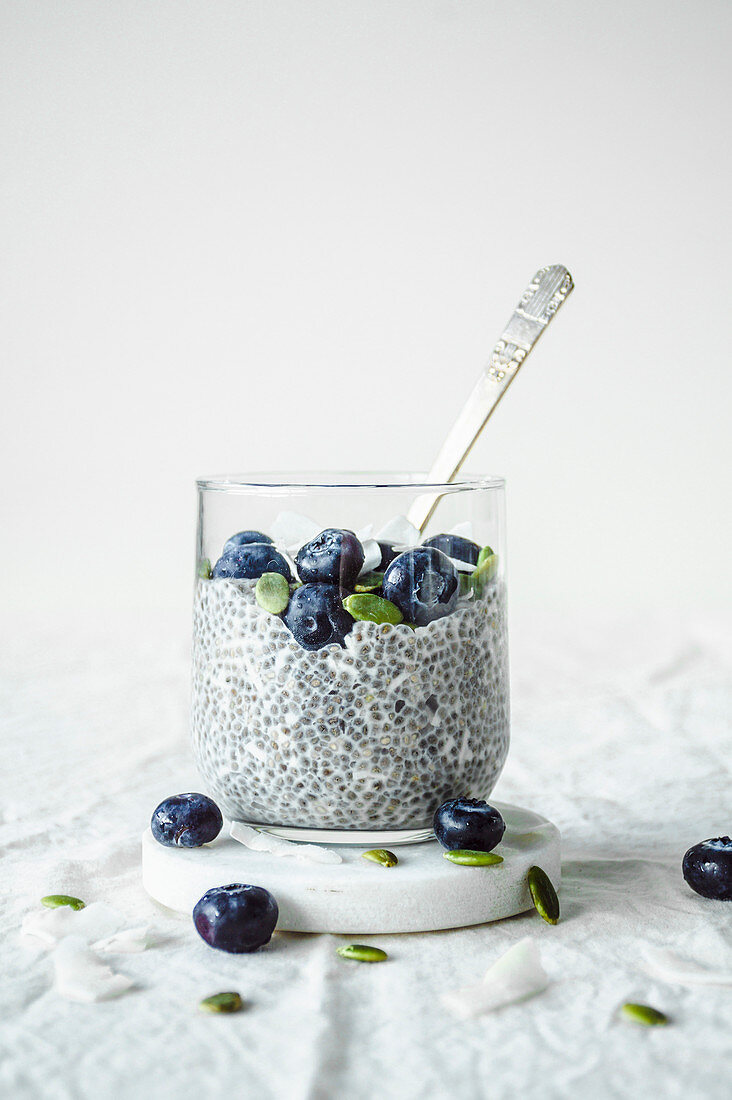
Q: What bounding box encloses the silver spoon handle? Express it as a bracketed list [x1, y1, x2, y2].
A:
[408, 264, 574, 533]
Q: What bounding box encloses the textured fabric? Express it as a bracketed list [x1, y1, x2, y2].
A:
[1, 610, 730, 1099]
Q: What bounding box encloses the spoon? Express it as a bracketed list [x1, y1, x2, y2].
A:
[407, 264, 574, 533]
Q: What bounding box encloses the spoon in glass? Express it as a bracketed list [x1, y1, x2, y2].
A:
[407, 263, 574, 533]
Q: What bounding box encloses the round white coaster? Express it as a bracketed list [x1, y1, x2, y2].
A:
[142, 802, 560, 934]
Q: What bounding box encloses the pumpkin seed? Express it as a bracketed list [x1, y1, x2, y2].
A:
[620, 1002, 669, 1027]
[343, 593, 403, 626]
[442, 850, 504, 866]
[255, 572, 290, 614]
[199, 991, 244, 1014]
[41, 895, 86, 911]
[362, 848, 398, 868]
[197, 558, 212, 580]
[336, 944, 388, 962]
[527, 866, 560, 924]
[354, 571, 384, 593]
[468, 547, 498, 595]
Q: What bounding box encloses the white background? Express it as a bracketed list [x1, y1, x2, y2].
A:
[2, 0, 731, 625]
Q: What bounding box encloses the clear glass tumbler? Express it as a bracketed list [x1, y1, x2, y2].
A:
[191, 473, 509, 844]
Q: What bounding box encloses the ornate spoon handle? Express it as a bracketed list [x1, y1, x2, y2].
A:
[408, 264, 574, 533]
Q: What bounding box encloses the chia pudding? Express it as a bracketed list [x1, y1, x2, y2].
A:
[191, 523, 509, 831]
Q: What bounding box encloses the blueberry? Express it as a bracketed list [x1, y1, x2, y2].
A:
[281, 583, 354, 650]
[377, 541, 399, 570]
[193, 883, 279, 953]
[682, 837, 732, 900]
[223, 530, 273, 553]
[295, 529, 365, 588]
[433, 798, 506, 852]
[212, 543, 292, 581]
[423, 533, 480, 571]
[151, 793, 223, 848]
[382, 547, 459, 626]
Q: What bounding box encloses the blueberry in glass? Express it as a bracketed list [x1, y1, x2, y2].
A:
[382, 547, 459, 626]
[423, 533, 481, 571]
[682, 837, 732, 900]
[193, 883, 279, 952]
[212, 543, 292, 581]
[151, 793, 223, 848]
[377, 541, 399, 570]
[295, 529, 365, 589]
[433, 797, 506, 852]
[281, 583, 354, 650]
[223, 530, 274, 552]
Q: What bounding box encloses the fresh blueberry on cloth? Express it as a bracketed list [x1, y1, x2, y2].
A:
[193, 884, 279, 952]
[682, 837, 732, 900]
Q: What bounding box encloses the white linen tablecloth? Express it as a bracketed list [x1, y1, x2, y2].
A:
[1, 609, 730, 1099]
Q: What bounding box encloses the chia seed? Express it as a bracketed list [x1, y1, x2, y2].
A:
[191, 577, 509, 830]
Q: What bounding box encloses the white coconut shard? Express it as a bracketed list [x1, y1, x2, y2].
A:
[230, 821, 343, 865]
[375, 515, 420, 548]
[441, 937, 549, 1019]
[448, 521, 474, 540]
[271, 511, 321, 551]
[359, 539, 382, 575]
[53, 935, 134, 1003]
[21, 902, 120, 950]
[92, 926, 152, 955]
[642, 947, 732, 987]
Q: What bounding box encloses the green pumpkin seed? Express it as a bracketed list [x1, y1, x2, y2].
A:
[468, 547, 498, 596]
[343, 593, 403, 626]
[41, 895, 86, 911]
[199, 991, 244, 1014]
[354, 571, 384, 592]
[362, 848, 398, 868]
[336, 944, 388, 962]
[620, 1003, 669, 1027]
[197, 558, 213, 580]
[443, 850, 504, 866]
[255, 572, 290, 614]
[527, 866, 560, 924]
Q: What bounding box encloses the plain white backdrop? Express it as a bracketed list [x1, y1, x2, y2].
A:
[2, 0, 731, 626]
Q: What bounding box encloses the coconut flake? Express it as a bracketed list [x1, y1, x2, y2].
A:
[441, 937, 549, 1019]
[53, 935, 134, 1002]
[230, 821, 342, 865]
[448, 521, 474, 540]
[359, 539, 382, 575]
[271, 511, 321, 552]
[21, 902, 120, 950]
[642, 947, 732, 987]
[375, 515, 420, 548]
[92, 926, 152, 955]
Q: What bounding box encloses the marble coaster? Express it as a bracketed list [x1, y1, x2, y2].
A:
[142, 802, 560, 934]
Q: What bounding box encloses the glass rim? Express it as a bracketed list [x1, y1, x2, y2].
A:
[196, 471, 506, 494]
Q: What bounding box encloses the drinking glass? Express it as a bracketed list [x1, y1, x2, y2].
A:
[191, 472, 509, 845]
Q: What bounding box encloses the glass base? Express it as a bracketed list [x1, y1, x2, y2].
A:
[242, 822, 435, 847]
